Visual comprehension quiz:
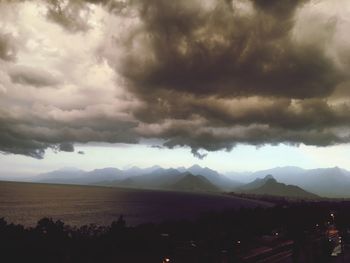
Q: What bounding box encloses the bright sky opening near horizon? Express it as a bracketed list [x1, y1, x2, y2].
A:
[1, 0, 350, 177]
[1, 143, 350, 177]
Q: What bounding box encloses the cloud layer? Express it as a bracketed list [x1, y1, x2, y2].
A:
[1, 0, 350, 158]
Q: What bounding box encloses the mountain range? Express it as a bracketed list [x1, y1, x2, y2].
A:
[29, 165, 350, 198]
[227, 166, 350, 198]
[32, 165, 240, 193]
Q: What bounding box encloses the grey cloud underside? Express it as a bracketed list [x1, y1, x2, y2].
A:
[9, 65, 61, 87]
[0, 113, 139, 158]
[58, 142, 74, 152]
[1, 0, 350, 159]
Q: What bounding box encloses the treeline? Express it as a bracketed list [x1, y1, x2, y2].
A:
[1, 201, 350, 262]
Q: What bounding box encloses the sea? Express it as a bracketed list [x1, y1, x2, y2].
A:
[0, 181, 271, 227]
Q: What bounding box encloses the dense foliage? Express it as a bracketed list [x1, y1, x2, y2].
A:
[1, 201, 350, 262]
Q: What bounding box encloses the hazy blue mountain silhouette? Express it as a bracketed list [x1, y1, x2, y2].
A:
[35, 167, 86, 184]
[36, 167, 123, 184]
[242, 175, 319, 199]
[237, 174, 274, 191]
[168, 173, 221, 192]
[300, 167, 350, 197]
[187, 164, 242, 190]
[34, 165, 241, 191]
[123, 165, 162, 177]
[229, 166, 306, 183]
[33, 165, 350, 197]
[115, 168, 183, 189]
[228, 166, 350, 198]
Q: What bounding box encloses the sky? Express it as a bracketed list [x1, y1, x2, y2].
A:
[1, 0, 350, 176]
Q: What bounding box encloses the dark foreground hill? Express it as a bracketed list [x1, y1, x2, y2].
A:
[1, 201, 350, 263]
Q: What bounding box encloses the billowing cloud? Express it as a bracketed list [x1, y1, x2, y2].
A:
[0, 33, 17, 61]
[46, 0, 93, 32]
[115, 0, 341, 100]
[9, 65, 61, 87]
[1, 0, 350, 159]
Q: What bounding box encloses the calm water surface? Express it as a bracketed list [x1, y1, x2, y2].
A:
[0, 181, 271, 226]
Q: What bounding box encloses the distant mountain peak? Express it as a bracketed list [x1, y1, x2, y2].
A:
[265, 177, 278, 184]
[243, 178, 318, 199]
[127, 166, 141, 170]
[189, 164, 202, 169]
[264, 174, 274, 180]
[58, 167, 84, 172]
[150, 165, 162, 169]
[182, 172, 196, 177]
[168, 172, 220, 193]
[91, 167, 121, 171]
[176, 166, 187, 173]
[330, 166, 343, 173]
[237, 174, 277, 192]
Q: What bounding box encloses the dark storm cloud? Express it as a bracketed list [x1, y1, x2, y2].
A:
[192, 98, 350, 130]
[134, 95, 350, 157]
[0, 123, 138, 158]
[1, 0, 350, 159]
[103, 0, 350, 156]
[117, 0, 341, 100]
[0, 121, 55, 159]
[251, 0, 307, 17]
[161, 123, 350, 156]
[0, 134, 48, 159]
[0, 109, 139, 158]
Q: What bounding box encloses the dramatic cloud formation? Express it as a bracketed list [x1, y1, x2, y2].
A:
[1, 0, 350, 159]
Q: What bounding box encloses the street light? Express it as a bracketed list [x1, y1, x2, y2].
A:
[330, 213, 335, 224]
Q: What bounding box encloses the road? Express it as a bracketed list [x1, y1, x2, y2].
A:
[331, 245, 350, 263]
